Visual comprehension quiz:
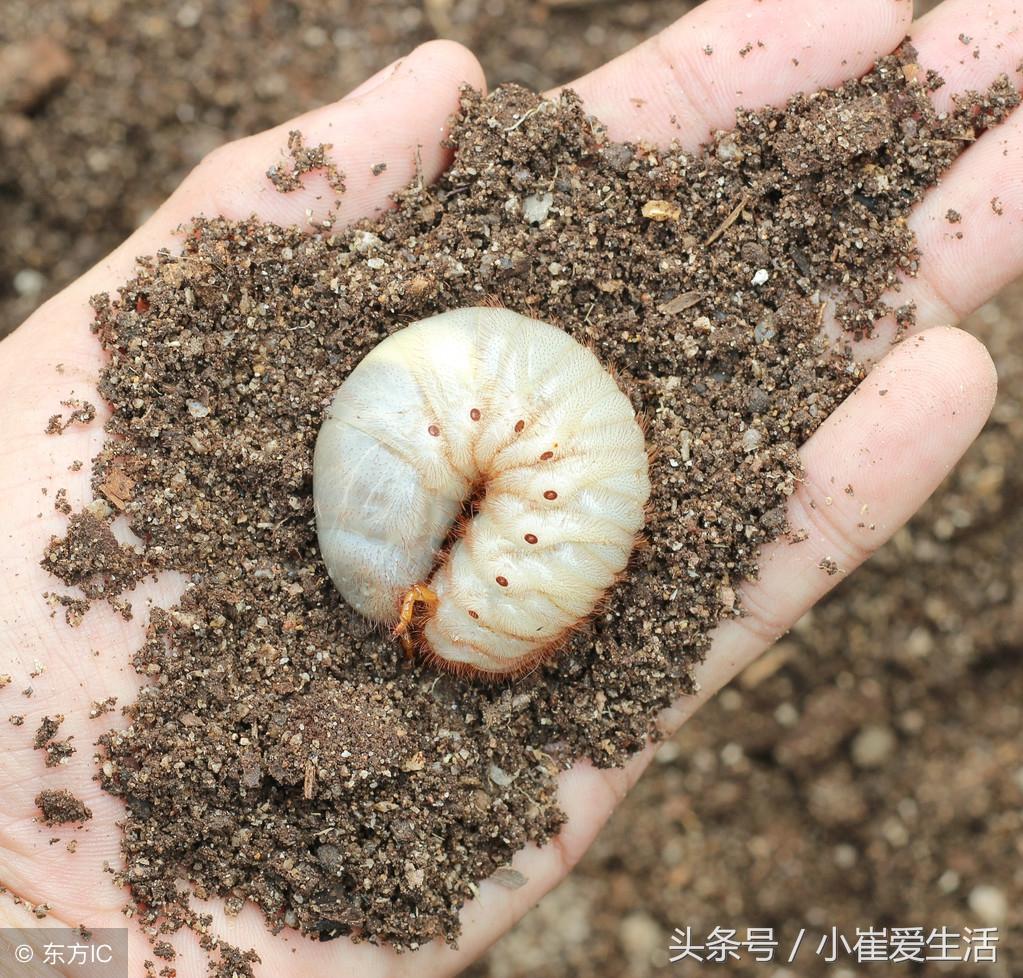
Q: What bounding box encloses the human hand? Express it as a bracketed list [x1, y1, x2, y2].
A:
[0, 1, 1019, 975]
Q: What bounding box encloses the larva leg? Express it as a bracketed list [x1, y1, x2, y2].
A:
[393, 582, 440, 655]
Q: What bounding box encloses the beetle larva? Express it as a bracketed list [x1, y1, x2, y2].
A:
[313, 306, 651, 677]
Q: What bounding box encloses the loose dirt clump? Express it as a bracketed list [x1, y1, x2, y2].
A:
[34, 788, 92, 826]
[41, 508, 148, 621]
[266, 129, 346, 194]
[44, 398, 96, 435]
[40, 46, 1017, 956]
[32, 713, 75, 766]
[32, 713, 63, 749]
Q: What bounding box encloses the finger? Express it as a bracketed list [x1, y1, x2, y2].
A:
[884, 0, 1023, 334]
[554, 0, 912, 146]
[909, 0, 1023, 114]
[900, 107, 1023, 333]
[656, 325, 997, 734]
[836, 0, 1023, 351]
[165, 39, 484, 236]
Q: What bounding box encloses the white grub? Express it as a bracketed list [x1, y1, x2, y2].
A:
[313, 307, 651, 678]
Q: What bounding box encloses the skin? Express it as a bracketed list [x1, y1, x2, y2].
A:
[0, 0, 1020, 973]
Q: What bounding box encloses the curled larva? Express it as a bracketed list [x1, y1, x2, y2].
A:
[313, 306, 651, 677]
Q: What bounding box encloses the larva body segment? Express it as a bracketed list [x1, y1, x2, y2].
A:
[313, 307, 650, 677]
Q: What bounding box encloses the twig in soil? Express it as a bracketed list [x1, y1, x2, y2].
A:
[706, 192, 752, 246]
[816, 301, 828, 329]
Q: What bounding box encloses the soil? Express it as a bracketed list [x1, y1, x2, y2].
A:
[42, 508, 147, 602]
[266, 130, 346, 194]
[34, 788, 92, 826]
[32, 713, 76, 767]
[31, 713, 62, 749]
[35, 39, 1016, 960]
[4, 1, 1022, 976]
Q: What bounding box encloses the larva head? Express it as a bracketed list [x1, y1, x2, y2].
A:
[313, 307, 651, 678]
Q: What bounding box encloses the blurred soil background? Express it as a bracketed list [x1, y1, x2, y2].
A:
[1, 1, 1019, 975]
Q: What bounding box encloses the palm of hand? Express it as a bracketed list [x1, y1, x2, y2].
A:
[1, 1, 1020, 975]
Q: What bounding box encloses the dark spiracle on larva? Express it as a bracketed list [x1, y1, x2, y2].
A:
[312, 306, 651, 677]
